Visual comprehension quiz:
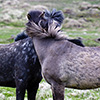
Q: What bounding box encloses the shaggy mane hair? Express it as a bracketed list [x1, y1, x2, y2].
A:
[26, 20, 66, 40]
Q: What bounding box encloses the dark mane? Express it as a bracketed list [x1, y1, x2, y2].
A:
[26, 20, 66, 40]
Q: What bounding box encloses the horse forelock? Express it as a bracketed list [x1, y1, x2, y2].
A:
[26, 20, 66, 39]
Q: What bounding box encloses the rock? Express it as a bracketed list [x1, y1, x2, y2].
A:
[7, 97, 16, 100]
[36, 82, 52, 100]
[77, 8, 100, 17]
[92, 4, 100, 10]
[31, 5, 48, 11]
[79, 2, 92, 11]
[78, 2, 100, 17]
[88, 8, 100, 17]
[78, 18, 86, 24]
[64, 18, 83, 28]
[0, 0, 48, 23]
[70, 93, 78, 96]
[0, 93, 5, 99]
[20, 3, 31, 8]
[0, 14, 12, 22]
[64, 2, 100, 18]
[0, 0, 4, 3]
[2, 9, 24, 19]
[63, 8, 76, 16]
[46, 98, 53, 100]
[76, 10, 90, 17]
[2, 0, 20, 7]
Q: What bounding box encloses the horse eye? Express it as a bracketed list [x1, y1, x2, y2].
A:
[27, 14, 31, 20]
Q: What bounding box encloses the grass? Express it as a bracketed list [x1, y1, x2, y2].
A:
[0, 22, 25, 44]
[0, 24, 100, 100]
[1, 81, 100, 100]
[65, 31, 100, 46]
[27, 0, 100, 10]
[0, 21, 25, 28]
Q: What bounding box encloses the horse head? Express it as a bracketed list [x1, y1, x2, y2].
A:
[26, 9, 64, 32]
[26, 10, 84, 47]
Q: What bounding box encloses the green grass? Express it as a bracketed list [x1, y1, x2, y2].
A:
[1, 80, 100, 100]
[0, 21, 25, 28]
[0, 87, 16, 97]
[62, 29, 100, 47]
[0, 25, 24, 44]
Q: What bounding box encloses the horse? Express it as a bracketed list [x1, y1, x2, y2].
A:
[0, 9, 66, 100]
[26, 15, 100, 100]
[0, 9, 84, 100]
[0, 37, 42, 100]
[0, 10, 49, 100]
[13, 10, 84, 100]
[15, 9, 84, 47]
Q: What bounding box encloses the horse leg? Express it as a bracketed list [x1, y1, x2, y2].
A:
[51, 82, 64, 100]
[15, 68, 28, 100]
[27, 83, 39, 100]
[16, 81, 26, 100]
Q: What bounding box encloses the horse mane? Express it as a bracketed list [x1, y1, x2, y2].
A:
[45, 8, 64, 25]
[26, 20, 66, 40]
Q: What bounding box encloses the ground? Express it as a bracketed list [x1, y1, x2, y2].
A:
[0, 0, 100, 100]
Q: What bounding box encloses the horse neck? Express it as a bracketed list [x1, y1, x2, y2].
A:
[32, 37, 53, 65]
[32, 37, 78, 64]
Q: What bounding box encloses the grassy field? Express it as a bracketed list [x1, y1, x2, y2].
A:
[0, 0, 100, 100]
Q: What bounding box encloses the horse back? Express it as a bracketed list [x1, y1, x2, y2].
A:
[42, 40, 100, 89]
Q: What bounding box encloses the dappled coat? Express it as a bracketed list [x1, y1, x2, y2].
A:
[0, 37, 42, 100]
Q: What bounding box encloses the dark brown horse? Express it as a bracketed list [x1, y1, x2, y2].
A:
[26, 17, 100, 100]
[0, 37, 42, 100]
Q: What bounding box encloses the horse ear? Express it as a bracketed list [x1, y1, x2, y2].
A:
[27, 14, 31, 20]
[39, 11, 45, 18]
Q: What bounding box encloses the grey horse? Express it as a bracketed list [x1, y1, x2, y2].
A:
[26, 15, 100, 100]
